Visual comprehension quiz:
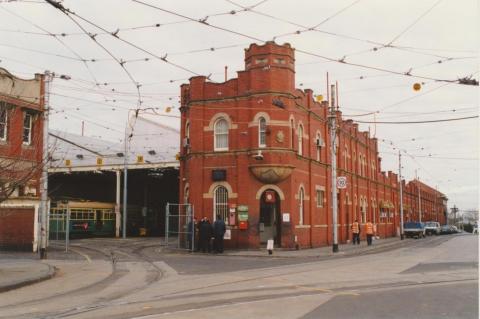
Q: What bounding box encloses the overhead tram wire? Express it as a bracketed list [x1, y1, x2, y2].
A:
[0, 43, 86, 61]
[42, 0, 203, 144]
[6, 3, 474, 79]
[131, 0, 478, 87]
[353, 115, 478, 124]
[380, 152, 478, 161]
[342, 82, 452, 117]
[227, 0, 454, 61]
[385, 0, 443, 48]
[43, 1, 144, 110]
[0, 5, 110, 101]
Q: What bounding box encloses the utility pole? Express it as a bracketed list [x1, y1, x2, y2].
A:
[328, 83, 338, 253]
[415, 171, 422, 222]
[39, 71, 52, 259]
[398, 151, 404, 240]
[122, 121, 129, 239]
[451, 205, 458, 226]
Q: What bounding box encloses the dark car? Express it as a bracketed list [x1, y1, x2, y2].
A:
[440, 225, 454, 235]
[404, 222, 426, 238]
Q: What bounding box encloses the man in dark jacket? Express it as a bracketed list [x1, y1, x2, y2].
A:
[213, 215, 226, 253]
[187, 217, 197, 251]
[199, 217, 213, 253]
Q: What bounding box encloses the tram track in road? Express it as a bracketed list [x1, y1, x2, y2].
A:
[45, 236, 469, 319]
[52, 276, 479, 319]
[2, 236, 465, 319]
[0, 241, 166, 319]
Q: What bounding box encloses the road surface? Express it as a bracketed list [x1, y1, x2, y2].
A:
[0, 234, 477, 319]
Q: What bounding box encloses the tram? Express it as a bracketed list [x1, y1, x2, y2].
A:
[49, 201, 116, 238]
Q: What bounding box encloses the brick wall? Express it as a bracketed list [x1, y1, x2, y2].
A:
[179, 42, 447, 249]
[0, 207, 35, 251]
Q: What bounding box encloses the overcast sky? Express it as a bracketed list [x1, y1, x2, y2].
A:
[0, 0, 478, 211]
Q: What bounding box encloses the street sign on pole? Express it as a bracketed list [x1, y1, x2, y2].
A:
[337, 176, 347, 189]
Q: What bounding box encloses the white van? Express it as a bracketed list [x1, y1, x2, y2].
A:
[424, 221, 441, 235]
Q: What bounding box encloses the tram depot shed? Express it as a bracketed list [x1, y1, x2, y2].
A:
[48, 116, 179, 238]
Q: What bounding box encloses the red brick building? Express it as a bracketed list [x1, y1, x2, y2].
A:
[0, 68, 45, 251]
[402, 180, 447, 225]
[179, 42, 446, 249]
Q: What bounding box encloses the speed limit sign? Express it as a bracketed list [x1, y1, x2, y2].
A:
[337, 176, 347, 189]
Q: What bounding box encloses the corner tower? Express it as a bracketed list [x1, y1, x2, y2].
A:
[244, 42, 295, 93]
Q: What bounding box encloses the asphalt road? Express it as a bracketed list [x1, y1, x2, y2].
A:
[0, 234, 477, 319]
[301, 281, 478, 319]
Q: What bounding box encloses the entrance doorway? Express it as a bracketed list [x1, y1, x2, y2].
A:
[259, 190, 281, 246]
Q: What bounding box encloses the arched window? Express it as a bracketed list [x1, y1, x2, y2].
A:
[344, 145, 348, 170]
[299, 187, 305, 225]
[184, 122, 190, 152]
[316, 132, 322, 161]
[214, 186, 229, 221]
[214, 118, 229, 151]
[361, 198, 367, 223]
[185, 122, 190, 139]
[358, 154, 362, 175]
[258, 117, 267, 147]
[290, 119, 295, 149]
[184, 187, 189, 204]
[297, 124, 303, 156]
[353, 151, 356, 173]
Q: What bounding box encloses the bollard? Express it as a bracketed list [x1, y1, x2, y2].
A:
[267, 239, 274, 255]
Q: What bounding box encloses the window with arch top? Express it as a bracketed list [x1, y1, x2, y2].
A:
[299, 187, 305, 225]
[297, 124, 303, 156]
[258, 117, 267, 147]
[315, 132, 322, 161]
[290, 119, 295, 150]
[214, 185, 229, 222]
[214, 118, 229, 151]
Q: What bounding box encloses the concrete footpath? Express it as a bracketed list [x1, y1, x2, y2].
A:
[0, 236, 415, 292]
[223, 236, 408, 258]
[0, 260, 55, 292]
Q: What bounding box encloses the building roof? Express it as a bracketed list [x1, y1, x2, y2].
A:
[49, 115, 179, 172]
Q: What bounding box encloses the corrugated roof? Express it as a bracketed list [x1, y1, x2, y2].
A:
[49, 115, 179, 170]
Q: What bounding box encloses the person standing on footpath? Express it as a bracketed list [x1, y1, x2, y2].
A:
[352, 219, 360, 245]
[366, 220, 374, 246]
[187, 217, 197, 251]
[199, 217, 213, 253]
[213, 214, 226, 253]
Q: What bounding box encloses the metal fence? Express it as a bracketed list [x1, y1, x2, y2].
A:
[165, 203, 194, 251]
[48, 208, 70, 252]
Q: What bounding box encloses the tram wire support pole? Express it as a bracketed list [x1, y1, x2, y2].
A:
[328, 83, 339, 253]
[66, 202, 70, 252]
[122, 121, 129, 239]
[39, 70, 53, 259]
[399, 151, 404, 240]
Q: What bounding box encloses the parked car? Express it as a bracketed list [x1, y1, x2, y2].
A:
[424, 221, 441, 235]
[404, 222, 426, 239]
[440, 225, 458, 235]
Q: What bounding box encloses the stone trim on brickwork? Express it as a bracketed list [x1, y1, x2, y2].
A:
[204, 113, 238, 131]
[255, 184, 285, 200]
[295, 225, 311, 229]
[203, 181, 238, 199]
[294, 184, 310, 200]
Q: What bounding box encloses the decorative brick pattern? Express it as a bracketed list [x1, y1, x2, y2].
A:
[179, 42, 447, 249]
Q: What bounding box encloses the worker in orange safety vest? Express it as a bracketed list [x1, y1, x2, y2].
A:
[366, 221, 374, 246]
[352, 219, 360, 245]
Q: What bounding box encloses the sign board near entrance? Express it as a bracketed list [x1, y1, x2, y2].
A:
[237, 205, 248, 221]
[337, 176, 347, 189]
[282, 213, 290, 223]
[265, 191, 276, 203]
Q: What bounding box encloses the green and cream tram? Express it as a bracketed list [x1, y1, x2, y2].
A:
[49, 201, 116, 238]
